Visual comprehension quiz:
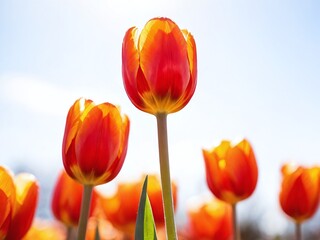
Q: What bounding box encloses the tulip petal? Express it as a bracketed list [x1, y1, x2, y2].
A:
[102, 115, 130, 184]
[0, 190, 11, 239]
[281, 171, 309, 221]
[279, 166, 320, 223]
[226, 145, 257, 198]
[51, 171, 82, 226]
[0, 167, 15, 239]
[203, 149, 226, 200]
[139, 18, 190, 101]
[203, 139, 258, 204]
[63, 98, 94, 155]
[203, 146, 238, 202]
[182, 30, 197, 83]
[63, 139, 78, 180]
[75, 104, 121, 183]
[0, 166, 15, 208]
[122, 27, 145, 109]
[51, 170, 99, 226]
[122, 17, 197, 114]
[63, 98, 129, 186]
[63, 98, 95, 180]
[173, 29, 197, 112]
[187, 198, 232, 240]
[22, 219, 66, 240]
[6, 173, 39, 240]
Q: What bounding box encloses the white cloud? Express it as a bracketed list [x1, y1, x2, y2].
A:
[1, 74, 80, 116]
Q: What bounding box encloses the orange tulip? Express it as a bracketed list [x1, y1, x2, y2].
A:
[51, 170, 99, 227]
[23, 219, 66, 240]
[0, 167, 15, 240]
[99, 175, 178, 236]
[62, 98, 130, 186]
[122, 17, 197, 115]
[203, 139, 258, 205]
[85, 217, 121, 240]
[186, 197, 233, 240]
[6, 173, 39, 240]
[279, 163, 320, 223]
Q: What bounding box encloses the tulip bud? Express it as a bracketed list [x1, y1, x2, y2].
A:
[122, 17, 197, 115]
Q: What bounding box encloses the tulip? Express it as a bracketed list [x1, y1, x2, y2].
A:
[6, 173, 39, 240]
[23, 219, 66, 240]
[186, 197, 233, 240]
[0, 167, 15, 240]
[85, 217, 120, 240]
[62, 98, 129, 240]
[51, 170, 99, 240]
[279, 163, 320, 240]
[62, 98, 130, 186]
[203, 139, 258, 240]
[122, 17, 197, 115]
[99, 174, 178, 238]
[202, 139, 258, 204]
[122, 17, 197, 239]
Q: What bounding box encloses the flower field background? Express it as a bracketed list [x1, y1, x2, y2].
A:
[1, 0, 320, 239]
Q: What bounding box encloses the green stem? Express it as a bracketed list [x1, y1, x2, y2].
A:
[295, 222, 301, 240]
[77, 184, 93, 240]
[156, 113, 177, 240]
[232, 204, 240, 240]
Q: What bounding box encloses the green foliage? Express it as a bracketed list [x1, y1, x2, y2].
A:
[135, 176, 158, 240]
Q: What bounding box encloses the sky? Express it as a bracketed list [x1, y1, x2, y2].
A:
[1, 0, 320, 236]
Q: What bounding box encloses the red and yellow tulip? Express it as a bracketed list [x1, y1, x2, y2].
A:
[279, 163, 320, 223]
[186, 197, 233, 240]
[99, 174, 178, 237]
[203, 139, 258, 205]
[0, 167, 39, 240]
[0, 167, 15, 240]
[22, 219, 66, 240]
[51, 170, 99, 227]
[62, 98, 130, 186]
[85, 217, 121, 240]
[122, 17, 197, 115]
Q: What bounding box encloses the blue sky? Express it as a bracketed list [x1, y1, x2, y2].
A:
[1, 0, 320, 236]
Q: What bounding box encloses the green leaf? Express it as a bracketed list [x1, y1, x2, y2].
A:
[135, 176, 158, 240]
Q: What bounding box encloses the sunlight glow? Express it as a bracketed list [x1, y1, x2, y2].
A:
[218, 159, 226, 170]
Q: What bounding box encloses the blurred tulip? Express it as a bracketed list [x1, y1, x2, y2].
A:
[6, 173, 39, 240]
[203, 139, 258, 205]
[62, 98, 130, 186]
[186, 197, 233, 240]
[0, 167, 15, 240]
[99, 175, 178, 237]
[51, 170, 99, 227]
[85, 217, 121, 240]
[122, 17, 197, 115]
[279, 163, 320, 223]
[22, 219, 66, 240]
